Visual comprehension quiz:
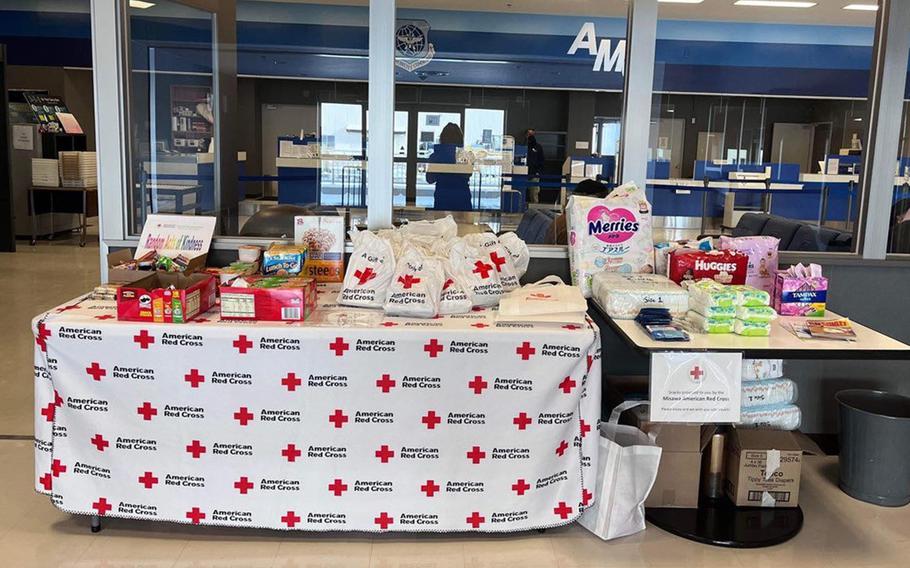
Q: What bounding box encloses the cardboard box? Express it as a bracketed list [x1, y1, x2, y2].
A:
[295, 215, 345, 282]
[725, 428, 802, 508]
[627, 406, 715, 508]
[220, 276, 317, 322]
[107, 215, 216, 283]
[108, 248, 208, 284]
[773, 272, 828, 317]
[117, 273, 217, 323]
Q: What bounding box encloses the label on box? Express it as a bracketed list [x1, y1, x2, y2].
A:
[295, 216, 345, 282]
[668, 250, 748, 285]
[136, 214, 216, 260]
[649, 352, 742, 423]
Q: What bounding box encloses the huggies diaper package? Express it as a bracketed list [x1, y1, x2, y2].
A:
[567, 182, 654, 297]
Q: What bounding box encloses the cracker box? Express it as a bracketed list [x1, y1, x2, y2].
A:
[668, 249, 748, 286]
[295, 216, 345, 282]
[262, 244, 307, 276]
[117, 273, 217, 323]
[773, 273, 828, 317]
[220, 276, 317, 322]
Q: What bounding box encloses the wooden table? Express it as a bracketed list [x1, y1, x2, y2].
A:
[28, 185, 98, 247]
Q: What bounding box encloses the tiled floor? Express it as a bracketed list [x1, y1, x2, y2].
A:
[2, 237, 909, 567]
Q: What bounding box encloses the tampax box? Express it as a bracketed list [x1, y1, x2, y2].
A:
[117, 273, 217, 323]
[220, 276, 317, 322]
[773, 273, 828, 317]
[725, 428, 802, 508]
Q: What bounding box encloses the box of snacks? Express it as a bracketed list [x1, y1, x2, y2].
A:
[108, 215, 216, 283]
[117, 272, 217, 323]
[220, 276, 317, 322]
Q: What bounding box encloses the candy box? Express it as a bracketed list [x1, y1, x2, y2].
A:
[668, 250, 748, 286]
[773, 273, 828, 317]
[262, 244, 307, 276]
[117, 273, 217, 323]
[220, 276, 317, 322]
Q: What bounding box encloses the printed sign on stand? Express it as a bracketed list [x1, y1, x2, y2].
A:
[649, 352, 742, 423]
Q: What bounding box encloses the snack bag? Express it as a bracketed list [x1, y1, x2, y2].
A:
[337, 229, 396, 309]
[384, 246, 444, 318]
[499, 232, 530, 279]
[464, 232, 521, 292]
[448, 238, 503, 307]
[438, 259, 473, 315]
[719, 236, 779, 293]
[668, 249, 748, 285]
[567, 182, 654, 297]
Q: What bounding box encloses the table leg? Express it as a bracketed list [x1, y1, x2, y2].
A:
[30, 190, 38, 246]
[90, 515, 102, 533]
[81, 190, 87, 247]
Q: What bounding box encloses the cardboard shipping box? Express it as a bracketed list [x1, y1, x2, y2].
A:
[725, 428, 802, 508]
[117, 272, 217, 323]
[220, 276, 317, 322]
[628, 406, 716, 508]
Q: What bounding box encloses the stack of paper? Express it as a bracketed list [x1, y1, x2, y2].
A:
[58, 151, 97, 188]
[31, 158, 60, 187]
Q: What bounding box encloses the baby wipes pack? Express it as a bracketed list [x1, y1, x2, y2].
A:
[567, 182, 654, 298]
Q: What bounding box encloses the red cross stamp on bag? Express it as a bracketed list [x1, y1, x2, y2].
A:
[398, 274, 421, 289]
[472, 260, 493, 279]
[490, 251, 507, 272]
[354, 267, 376, 285]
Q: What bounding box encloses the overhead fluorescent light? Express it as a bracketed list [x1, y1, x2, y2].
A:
[129, 1, 156, 8]
[658, 0, 705, 3]
[843, 3, 878, 10]
[734, 0, 817, 7]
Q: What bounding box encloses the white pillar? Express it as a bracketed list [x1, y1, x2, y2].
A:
[618, 0, 658, 187]
[367, 0, 396, 230]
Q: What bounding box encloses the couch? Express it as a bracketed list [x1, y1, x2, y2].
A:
[730, 213, 853, 252]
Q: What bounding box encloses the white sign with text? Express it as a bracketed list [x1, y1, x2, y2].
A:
[649, 352, 742, 423]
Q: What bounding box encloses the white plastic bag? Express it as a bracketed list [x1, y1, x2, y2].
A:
[578, 401, 662, 541]
[464, 232, 521, 292]
[337, 228, 396, 309]
[448, 238, 503, 307]
[383, 246, 444, 318]
[498, 276, 587, 320]
[499, 231, 530, 279]
[438, 259, 473, 315]
[400, 215, 458, 240]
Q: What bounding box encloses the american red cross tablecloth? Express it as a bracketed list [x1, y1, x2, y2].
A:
[32, 285, 601, 533]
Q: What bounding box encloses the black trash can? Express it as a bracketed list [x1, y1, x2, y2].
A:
[837, 389, 910, 507]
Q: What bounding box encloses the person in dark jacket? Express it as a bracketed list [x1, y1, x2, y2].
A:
[426, 123, 472, 211]
[525, 128, 545, 203]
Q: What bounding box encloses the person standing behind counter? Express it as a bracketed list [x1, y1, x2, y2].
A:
[525, 128, 545, 203]
[426, 123, 473, 211]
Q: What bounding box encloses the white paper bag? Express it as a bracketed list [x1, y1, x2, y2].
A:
[578, 401, 662, 541]
[498, 276, 587, 318]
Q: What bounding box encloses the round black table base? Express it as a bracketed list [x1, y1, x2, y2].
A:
[645, 498, 803, 548]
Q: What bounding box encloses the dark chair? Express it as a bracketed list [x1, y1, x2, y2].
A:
[239, 204, 312, 238]
[759, 215, 801, 249]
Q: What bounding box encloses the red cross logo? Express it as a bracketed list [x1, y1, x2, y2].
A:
[489, 251, 507, 272]
[582, 488, 593, 506]
[354, 267, 376, 285]
[513, 412, 532, 430]
[443, 278, 454, 290]
[466, 446, 486, 464]
[94, 314, 115, 320]
[184, 369, 204, 388]
[328, 479, 348, 496]
[93, 498, 112, 516]
[374, 512, 394, 530]
[562, 324, 581, 330]
[423, 339, 443, 358]
[85, 362, 106, 382]
[39, 473, 52, 491]
[421, 410, 441, 430]
[516, 342, 536, 360]
[233, 335, 253, 354]
[580, 419, 591, 438]
[281, 372, 302, 391]
[472, 260, 493, 279]
[186, 507, 206, 525]
[282, 511, 301, 528]
[555, 440, 569, 457]
[234, 476, 254, 494]
[375, 445, 395, 463]
[234, 407, 254, 426]
[380, 321, 398, 327]
[36, 323, 51, 352]
[512, 479, 530, 496]
[375, 374, 396, 393]
[530, 293, 551, 299]
[57, 304, 80, 313]
[54, 390, 63, 407]
[138, 471, 158, 489]
[329, 337, 349, 356]
[282, 444, 302, 463]
[470, 322, 490, 329]
[690, 366, 705, 382]
[51, 459, 66, 477]
[185, 440, 206, 459]
[559, 376, 577, 394]
[91, 434, 109, 452]
[133, 329, 155, 349]
[421, 480, 440, 497]
[587, 354, 594, 372]
[466, 512, 485, 529]
[398, 274, 421, 289]
[137, 402, 157, 421]
[40, 403, 55, 423]
[328, 409, 349, 429]
[554, 501, 574, 520]
[468, 375, 488, 394]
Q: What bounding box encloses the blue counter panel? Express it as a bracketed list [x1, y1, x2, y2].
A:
[277, 167, 320, 205]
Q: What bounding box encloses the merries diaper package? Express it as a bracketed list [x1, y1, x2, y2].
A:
[567, 182, 654, 297]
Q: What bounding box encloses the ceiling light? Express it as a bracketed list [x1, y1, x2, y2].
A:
[734, 0, 817, 7]
[843, 3, 878, 10]
[129, 1, 156, 8]
[658, 0, 705, 3]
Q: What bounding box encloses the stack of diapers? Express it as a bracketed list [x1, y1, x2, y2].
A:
[736, 359, 801, 431]
[591, 273, 688, 319]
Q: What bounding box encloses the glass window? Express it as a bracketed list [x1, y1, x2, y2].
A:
[650, 2, 879, 253]
[888, 37, 910, 254]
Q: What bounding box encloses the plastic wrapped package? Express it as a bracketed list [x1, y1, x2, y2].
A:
[687, 310, 734, 334]
[400, 215, 458, 240]
[689, 299, 736, 319]
[742, 359, 784, 380]
[742, 379, 798, 409]
[736, 306, 777, 323]
[737, 404, 802, 431]
[727, 285, 771, 307]
[719, 235, 780, 293]
[734, 319, 771, 336]
[383, 246, 444, 318]
[591, 273, 688, 319]
[685, 279, 736, 307]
